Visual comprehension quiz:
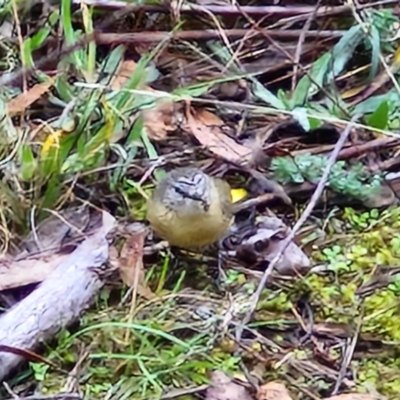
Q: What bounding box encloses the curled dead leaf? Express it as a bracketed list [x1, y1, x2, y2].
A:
[185, 108, 252, 164]
[111, 60, 138, 91]
[118, 225, 146, 286]
[117, 223, 154, 300]
[361, 184, 395, 208]
[141, 90, 179, 140]
[6, 80, 54, 117]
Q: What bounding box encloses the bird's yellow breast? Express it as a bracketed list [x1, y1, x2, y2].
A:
[147, 199, 231, 249]
[146, 168, 233, 249]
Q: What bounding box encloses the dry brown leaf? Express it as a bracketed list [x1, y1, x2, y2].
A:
[206, 370, 253, 400]
[185, 108, 252, 164]
[0, 209, 113, 291]
[324, 395, 385, 400]
[0, 254, 71, 291]
[118, 224, 154, 300]
[257, 382, 293, 400]
[361, 184, 395, 208]
[111, 60, 139, 91]
[111, 60, 178, 140]
[118, 225, 146, 287]
[141, 88, 178, 141]
[142, 102, 176, 139]
[6, 80, 54, 117]
[17, 206, 90, 257]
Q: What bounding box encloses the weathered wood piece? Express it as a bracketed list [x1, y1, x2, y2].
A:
[0, 212, 115, 380]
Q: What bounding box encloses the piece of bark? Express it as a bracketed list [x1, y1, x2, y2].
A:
[0, 211, 115, 380]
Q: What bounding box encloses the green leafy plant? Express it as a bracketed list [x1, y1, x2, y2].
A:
[369, 9, 399, 53]
[388, 274, 400, 296]
[271, 153, 382, 201]
[321, 245, 351, 272]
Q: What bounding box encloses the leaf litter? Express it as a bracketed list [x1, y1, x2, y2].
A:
[184, 107, 253, 164]
[1, 1, 400, 400]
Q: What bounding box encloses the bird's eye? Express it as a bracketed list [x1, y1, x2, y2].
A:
[190, 172, 206, 187]
[172, 185, 187, 197]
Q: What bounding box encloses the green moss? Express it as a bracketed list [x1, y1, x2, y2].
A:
[357, 359, 400, 396]
[257, 290, 293, 313]
[301, 206, 400, 397]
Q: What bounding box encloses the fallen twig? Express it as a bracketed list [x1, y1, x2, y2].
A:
[332, 305, 364, 395]
[95, 29, 342, 43]
[236, 114, 361, 342]
[72, 1, 399, 17]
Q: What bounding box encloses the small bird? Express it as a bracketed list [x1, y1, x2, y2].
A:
[146, 167, 233, 249]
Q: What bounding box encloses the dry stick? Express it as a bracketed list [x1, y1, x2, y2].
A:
[291, 0, 320, 92]
[72, 1, 399, 16]
[294, 136, 400, 158]
[332, 305, 364, 395]
[236, 114, 361, 342]
[95, 29, 342, 43]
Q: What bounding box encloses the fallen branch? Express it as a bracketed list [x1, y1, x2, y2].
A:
[0, 212, 115, 380]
